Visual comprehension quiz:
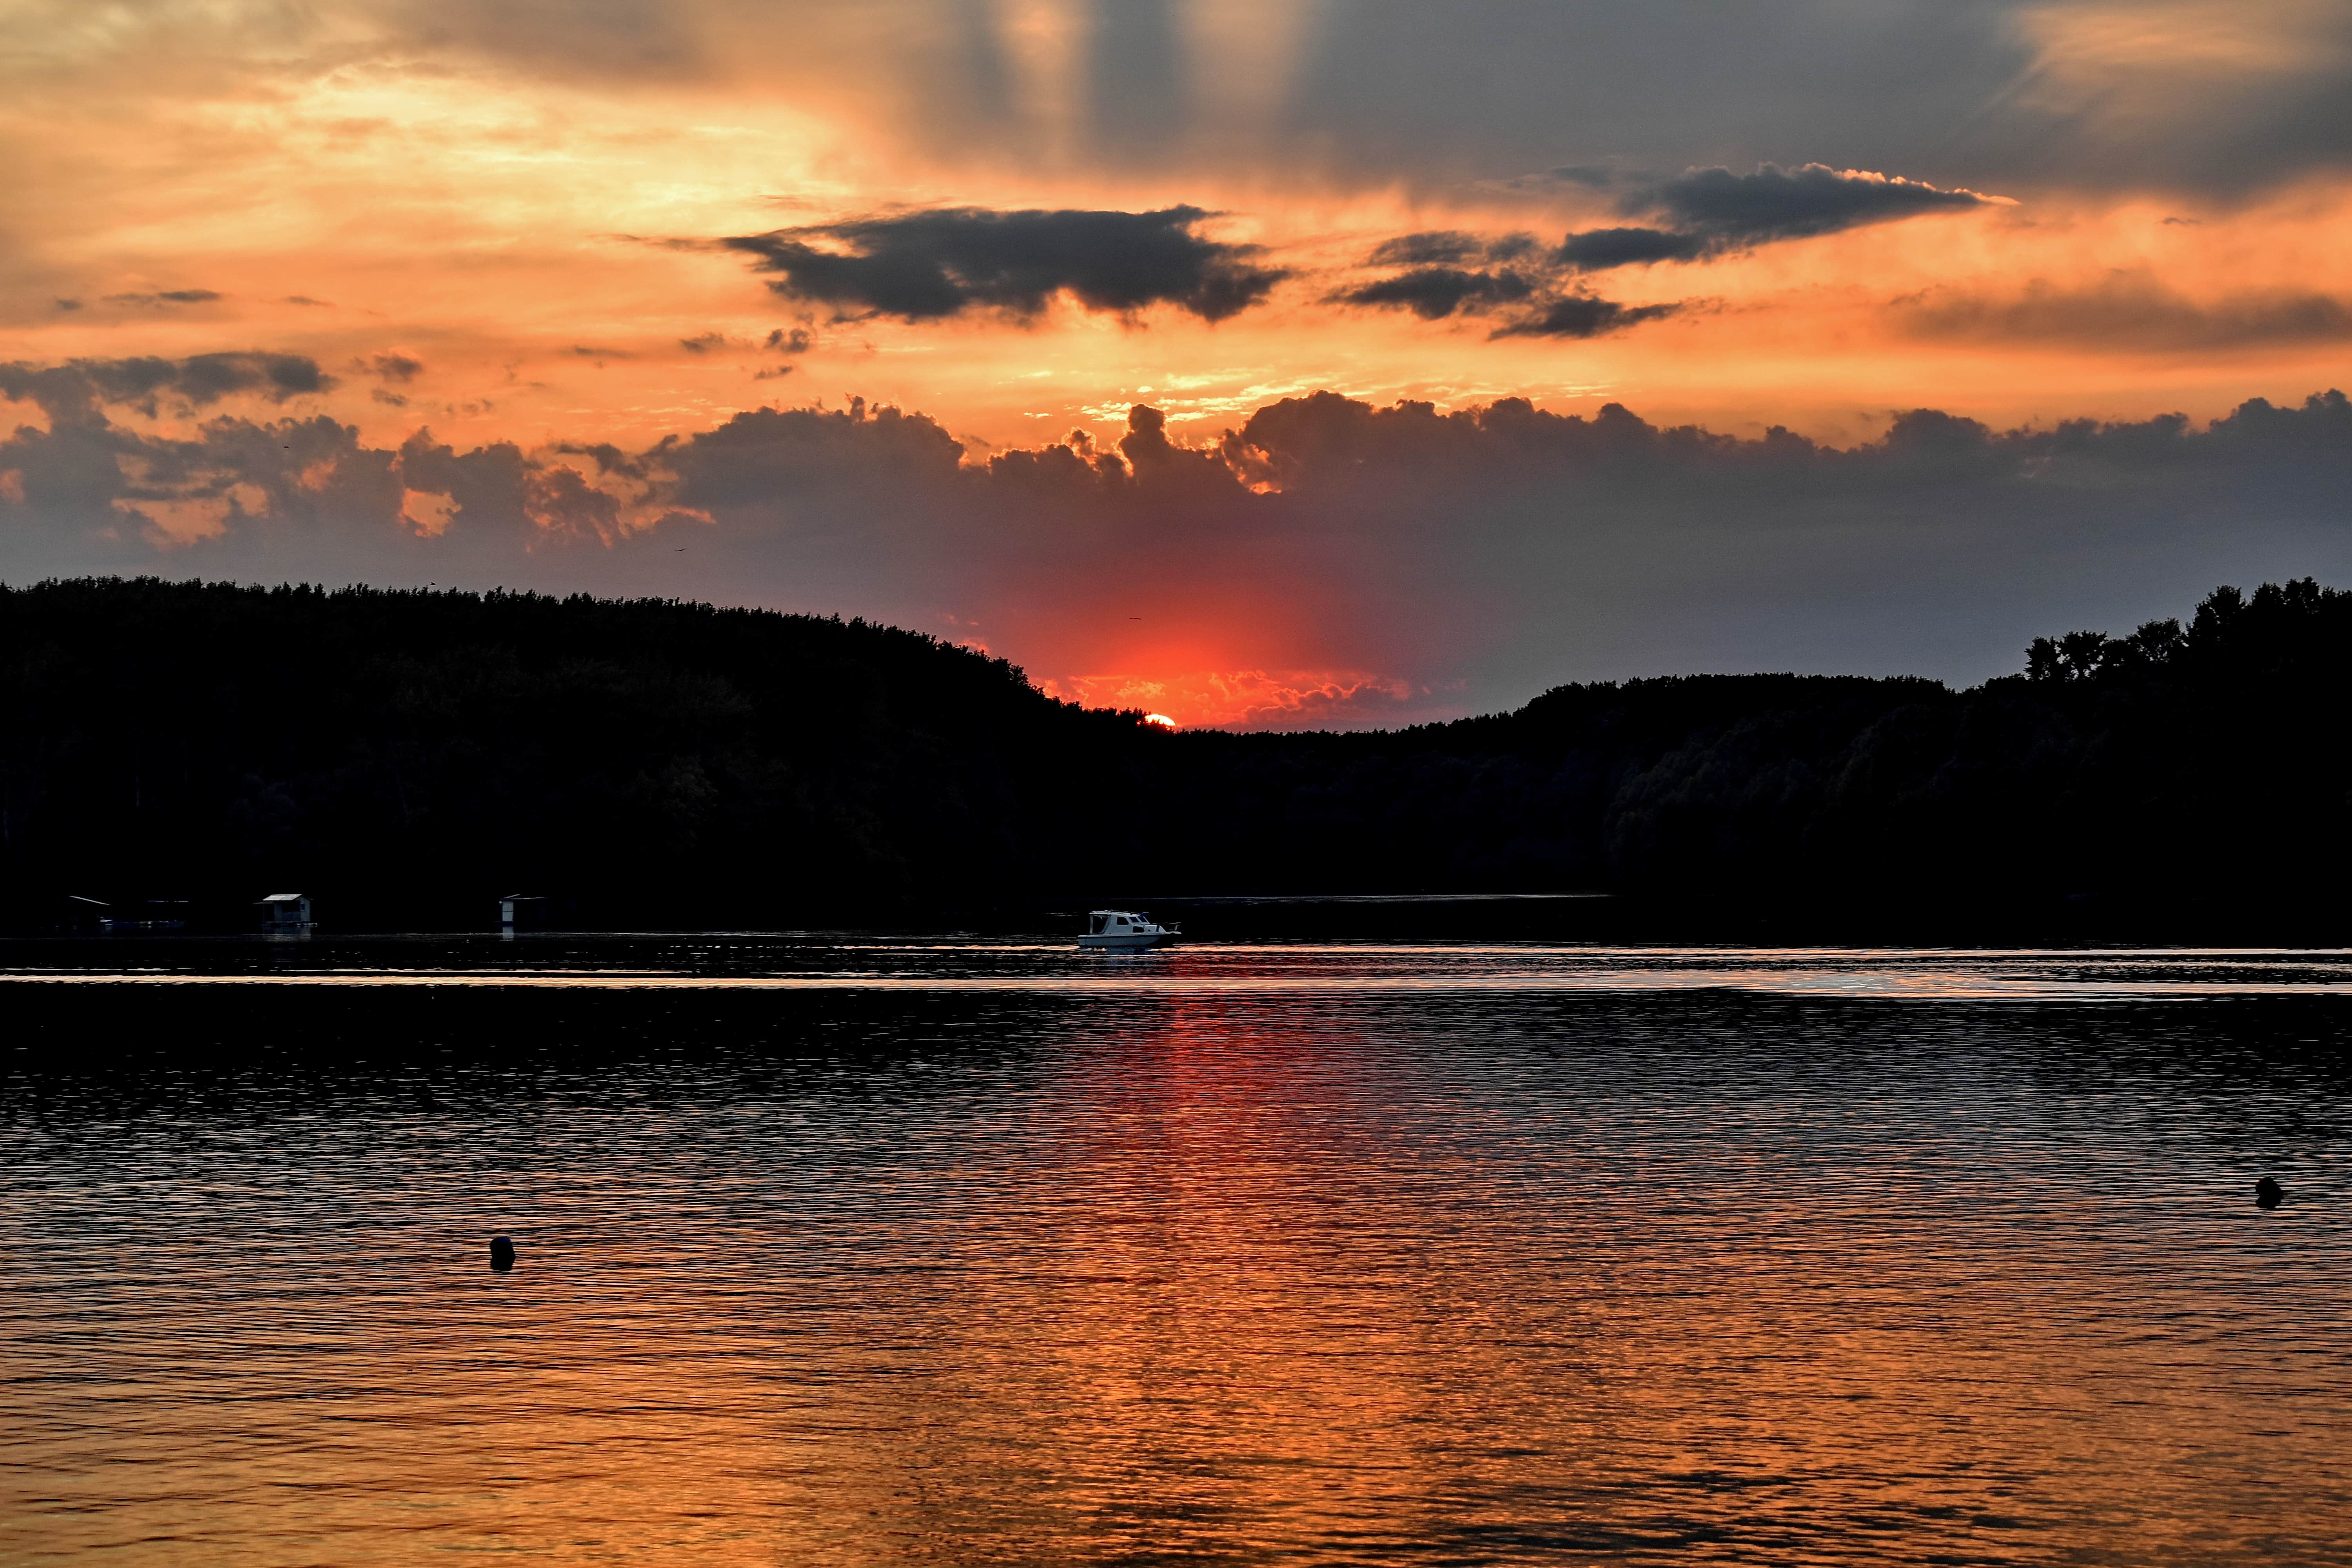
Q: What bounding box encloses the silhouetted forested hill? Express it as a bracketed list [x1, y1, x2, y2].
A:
[0, 579, 1155, 927]
[1155, 581, 2352, 913]
[3, 576, 2347, 934]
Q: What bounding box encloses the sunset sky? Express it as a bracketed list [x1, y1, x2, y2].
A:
[4, 0, 2350, 725]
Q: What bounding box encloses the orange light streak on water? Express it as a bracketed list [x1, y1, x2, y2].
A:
[3, 958, 2348, 1563]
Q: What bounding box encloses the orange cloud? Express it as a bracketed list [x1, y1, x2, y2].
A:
[1042, 668, 1423, 730]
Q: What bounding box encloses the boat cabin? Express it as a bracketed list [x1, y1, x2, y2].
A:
[1078, 907, 1177, 948]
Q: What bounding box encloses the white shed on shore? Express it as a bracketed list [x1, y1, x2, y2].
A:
[257, 893, 313, 933]
[500, 894, 548, 931]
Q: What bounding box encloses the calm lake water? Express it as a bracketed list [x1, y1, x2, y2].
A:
[4, 940, 2348, 1565]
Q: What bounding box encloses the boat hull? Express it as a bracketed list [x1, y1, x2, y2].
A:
[1076, 932, 1172, 949]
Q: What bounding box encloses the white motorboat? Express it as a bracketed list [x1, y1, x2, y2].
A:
[1077, 909, 1179, 949]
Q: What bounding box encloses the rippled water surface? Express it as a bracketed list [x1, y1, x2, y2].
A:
[4, 941, 2348, 1565]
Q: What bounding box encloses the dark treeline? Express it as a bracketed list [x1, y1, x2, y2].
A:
[2, 576, 2347, 936]
[0, 579, 1148, 929]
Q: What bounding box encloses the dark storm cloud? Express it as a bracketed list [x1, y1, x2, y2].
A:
[1333, 271, 1675, 338]
[1207, 388, 2352, 518]
[103, 289, 225, 306]
[1489, 296, 1681, 338]
[1341, 165, 1971, 333]
[176, 353, 327, 402]
[1651, 164, 1987, 240]
[0, 353, 333, 424]
[1558, 164, 1991, 272]
[721, 206, 1286, 323]
[1902, 277, 2352, 352]
[1553, 227, 1710, 270]
[1365, 231, 1539, 269]
[1368, 232, 1487, 267]
[368, 353, 423, 383]
[7, 361, 2348, 722]
[675, 329, 808, 358]
[1334, 268, 1535, 320]
[1343, 233, 1676, 336]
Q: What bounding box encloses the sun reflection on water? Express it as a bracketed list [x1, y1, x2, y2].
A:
[1, 955, 2347, 1563]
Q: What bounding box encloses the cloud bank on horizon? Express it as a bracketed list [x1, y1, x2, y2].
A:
[3, 0, 2351, 724]
[5, 367, 2348, 727]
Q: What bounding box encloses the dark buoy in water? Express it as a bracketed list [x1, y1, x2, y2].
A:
[490, 1235, 517, 1270]
[2256, 1177, 2283, 1210]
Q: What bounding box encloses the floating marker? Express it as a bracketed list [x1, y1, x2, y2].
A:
[2255, 1177, 2283, 1209]
[490, 1234, 517, 1270]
